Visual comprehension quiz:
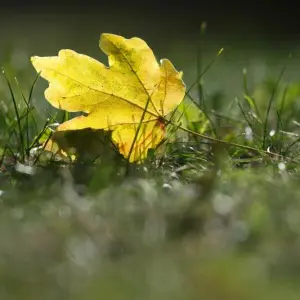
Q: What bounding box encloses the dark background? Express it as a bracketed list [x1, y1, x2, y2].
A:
[1, 0, 300, 103]
[2, 1, 300, 37]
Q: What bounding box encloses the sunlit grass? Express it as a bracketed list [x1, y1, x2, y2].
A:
[1, 36, 300, 299]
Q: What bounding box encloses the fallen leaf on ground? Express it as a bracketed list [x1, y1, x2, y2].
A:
[31, 33, 186, 162]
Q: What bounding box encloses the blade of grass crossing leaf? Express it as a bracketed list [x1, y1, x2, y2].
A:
[139, 122, 160, 160]
[126, 95, 152, 172]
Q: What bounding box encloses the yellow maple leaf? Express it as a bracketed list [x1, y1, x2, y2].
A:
[31, 33, 186, 162]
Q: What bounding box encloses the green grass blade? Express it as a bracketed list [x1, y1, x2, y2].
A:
[262, 59, 288, 149]
[1, 68, 25, 162]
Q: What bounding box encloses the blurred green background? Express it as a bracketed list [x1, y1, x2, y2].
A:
[1, 4, 300, 299]
[1, 4, 300, 105]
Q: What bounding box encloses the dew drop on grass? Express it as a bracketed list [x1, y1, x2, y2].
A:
[245, 126, 253, 141]
[213, 193, 235, 215]
[278, 162, 286, 171]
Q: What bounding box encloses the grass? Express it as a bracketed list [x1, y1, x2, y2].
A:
[1, 34, 300, 300]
